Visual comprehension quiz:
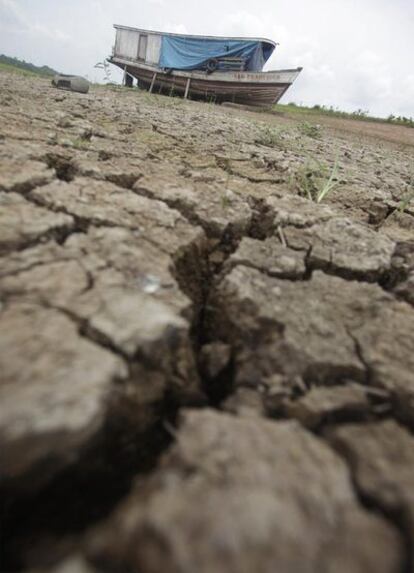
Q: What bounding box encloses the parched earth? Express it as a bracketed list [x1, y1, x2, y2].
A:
[1, 69, 414, 573]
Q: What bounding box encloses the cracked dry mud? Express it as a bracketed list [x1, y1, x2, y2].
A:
[1, 70, 414, 573]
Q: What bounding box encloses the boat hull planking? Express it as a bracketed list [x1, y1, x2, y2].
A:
[109, 57, 300, 106]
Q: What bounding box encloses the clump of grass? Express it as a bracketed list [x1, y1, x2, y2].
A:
[221, 171, 233, 209]
[398, 177, 414, 213]
[290, 154, 340, 203]
[156, 95, 183, 109]
[221, 193, 232, 209]
[298, 121, 321, 139]
[273, 102, 414, 129]
[0, 55, 58, 77]
[71, 137, 90, 150]
[0, 62, 38, 77]
[255, 125, 286, 147]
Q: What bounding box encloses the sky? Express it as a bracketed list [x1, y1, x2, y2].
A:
[0, 0, 413, 118]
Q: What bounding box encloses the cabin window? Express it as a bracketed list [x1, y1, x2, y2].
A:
[138, 34, 148, 61]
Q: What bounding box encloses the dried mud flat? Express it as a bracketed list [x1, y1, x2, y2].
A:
[1, 70, 414, 573]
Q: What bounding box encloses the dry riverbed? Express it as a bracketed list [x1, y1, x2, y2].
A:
[1, 69, 414, 572]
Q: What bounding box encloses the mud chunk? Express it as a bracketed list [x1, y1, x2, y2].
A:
[211, 267, 366, 385]
[28, 176, 208, 266]
[134, 167, 252, 239]
[261, 373, 305, 412]
[266, 193, 336, 229]
[394, 273, 414, 306]
[0, 242, 89, 307]
[0, 227, 205, 494]
[56, 113, 74, 128]
[284, 384, 371, 429]
[226, 236, 306, 279]
[388, 241, 414, 284]
[222, 387, 265, 417]
[0, 159, 54, 194]
[65, 227, 193, 316]
[0, 192, 73, 254]
[284, 217, 395, 281]
[72, 157, 144, 189]
[367, 199, 389, 225]
[210, 267, 414, 393]
[0, 302, 127, 493]
[226, 159, 285, 183]
[29, 178, 191, 240]
[381, 209, 414, 242]
[353, 301, 414, 401]
[391, 241, 414, 305]
[329, 420, 414, 561]
[0, 234, 201, 402]
[88, 409, 402, 573]
[73, 287, 196, 384]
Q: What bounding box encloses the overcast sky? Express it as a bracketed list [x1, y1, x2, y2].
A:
[1, 0, 413, 117]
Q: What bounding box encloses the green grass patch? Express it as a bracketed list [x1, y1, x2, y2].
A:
[274, 102, 414, 129]
[0, 55, 59, 77]
[290, 154, 340, 203]
[0, 62, 39, 77]
[398, 175, 414, 213]
[298, 121, 322, 139]
[255, 124, 287, 147]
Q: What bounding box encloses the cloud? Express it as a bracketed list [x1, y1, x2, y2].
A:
[217, 10, 289, 47]
[0, 0, 71, 42]
[163, 23, 189, 34]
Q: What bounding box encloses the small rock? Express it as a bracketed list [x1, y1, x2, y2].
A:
[141, 274, 161, 294]
[226, 236, 306, 279]
[394, 273, 414, 306]
[284, 217, 396, 281]
[222, 387, 265, 417]
[0, 191, 73, 254]
[0, 302, 127, 493]
[0, 159, 55, 194]
[57, 115, 74, 128]
[367, 199, 389, 225]
[284, 384, 371, 428]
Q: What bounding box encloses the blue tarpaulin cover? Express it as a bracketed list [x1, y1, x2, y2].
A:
[159, 35, 275, 72]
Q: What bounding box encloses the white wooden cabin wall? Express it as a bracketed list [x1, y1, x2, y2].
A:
[146, 35, 161, 64]
[116, 29, 140, 60]
[115, 28, 161, 64]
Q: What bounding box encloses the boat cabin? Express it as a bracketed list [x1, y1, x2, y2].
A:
[112, 25, 276, 73]
[109, 25, 301, 106]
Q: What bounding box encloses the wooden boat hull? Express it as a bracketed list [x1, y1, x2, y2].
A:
[109, 57, 301, 106]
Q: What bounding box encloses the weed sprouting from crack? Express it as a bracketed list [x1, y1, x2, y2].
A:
[397, 175, 414, 213]
[221, 191, 233, 210]
[298, 121, 322, 139]
[70, 137, 90, 151]
[290, 153, 340, 203]
[254, 124, 287, 148]
[220, 170, 234, 210]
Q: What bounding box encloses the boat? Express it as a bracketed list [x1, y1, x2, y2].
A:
[108, 25, 302, 106]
